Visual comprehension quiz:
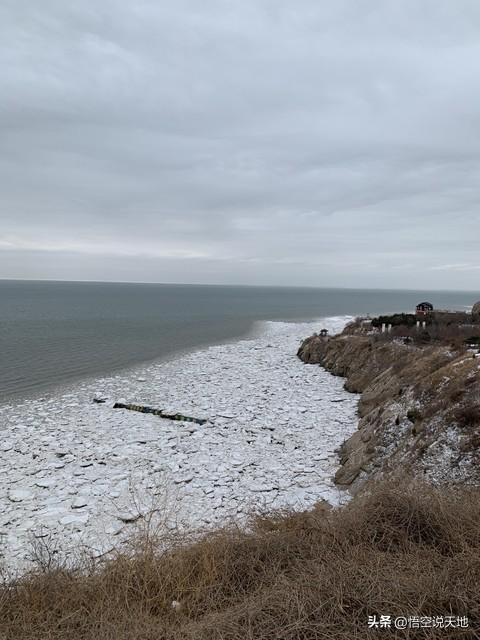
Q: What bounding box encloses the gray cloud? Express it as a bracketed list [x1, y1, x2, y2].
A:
[1, 0, 480, 289]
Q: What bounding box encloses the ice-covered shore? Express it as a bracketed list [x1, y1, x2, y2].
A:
[0, 316, 359, 572]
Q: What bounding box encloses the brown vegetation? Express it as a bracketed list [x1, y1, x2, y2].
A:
[376, 311, 480, 350]
[345, 311, 480, 350]
[298, 328, 480, 492]
[1, 482, 479, 639]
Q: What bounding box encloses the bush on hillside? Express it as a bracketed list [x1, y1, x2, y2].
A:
[371, 314, 417, 328]
[1, 481, 479, 640]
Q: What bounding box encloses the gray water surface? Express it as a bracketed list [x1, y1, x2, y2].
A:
[1, 280, 478, 402]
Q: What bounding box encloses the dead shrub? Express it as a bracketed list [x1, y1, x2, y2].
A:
[0, 481, 479, 640]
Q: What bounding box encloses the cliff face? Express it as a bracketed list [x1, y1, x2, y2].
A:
[298, 333, 480, 494]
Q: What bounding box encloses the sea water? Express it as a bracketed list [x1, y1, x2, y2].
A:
[0, 280, 477, 401]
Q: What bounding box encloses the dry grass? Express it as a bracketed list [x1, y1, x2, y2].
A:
[1, 482, 479, 639]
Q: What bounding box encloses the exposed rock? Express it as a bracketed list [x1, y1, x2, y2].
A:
[298, 331, 480, 493]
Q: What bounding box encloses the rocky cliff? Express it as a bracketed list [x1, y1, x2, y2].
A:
[298, 332, 480, 494]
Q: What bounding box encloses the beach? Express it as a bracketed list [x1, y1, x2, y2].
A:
[0, 316, 358, 573]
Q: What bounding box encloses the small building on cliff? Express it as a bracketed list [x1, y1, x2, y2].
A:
[416, 301, 433, 316]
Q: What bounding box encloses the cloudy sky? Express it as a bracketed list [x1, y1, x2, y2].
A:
[1, 1, 480, 289]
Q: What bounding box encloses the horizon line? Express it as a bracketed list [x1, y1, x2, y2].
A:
[1, 277, 479, 294]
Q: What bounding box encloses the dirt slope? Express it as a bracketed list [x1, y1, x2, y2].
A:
[298, 332, 480, 493]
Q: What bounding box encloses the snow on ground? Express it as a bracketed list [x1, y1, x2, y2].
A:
[0, 316, 359, 573]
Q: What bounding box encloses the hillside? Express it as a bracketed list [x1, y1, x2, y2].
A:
[298, 320, 480, 494]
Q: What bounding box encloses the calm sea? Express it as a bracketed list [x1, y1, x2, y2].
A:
[1, 280, 478, 402]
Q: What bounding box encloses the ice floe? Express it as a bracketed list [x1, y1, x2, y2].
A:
[0, 316, 359, 573]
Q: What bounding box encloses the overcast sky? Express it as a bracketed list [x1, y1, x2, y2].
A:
[1, 1, 480, 289]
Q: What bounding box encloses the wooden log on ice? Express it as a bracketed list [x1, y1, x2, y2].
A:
[112, 402, 207, 425]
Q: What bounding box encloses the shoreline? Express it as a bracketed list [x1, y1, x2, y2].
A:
[0, 316, 326, 410]
[0, 315, 358, 574]
[1, 323, 259, 409]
